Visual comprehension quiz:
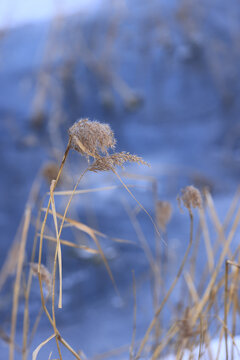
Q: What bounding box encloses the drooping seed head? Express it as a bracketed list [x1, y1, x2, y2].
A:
[68, 118, 116, 159]
[89, 152, 150, 172]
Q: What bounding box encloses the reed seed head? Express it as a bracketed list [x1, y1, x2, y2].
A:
[89, 152, 149, 172]
[178, 185, 202, 212]
[156, 200, 172, 231]
[68, 118, 116, 159]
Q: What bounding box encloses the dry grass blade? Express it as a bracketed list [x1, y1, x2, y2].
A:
[0, 327, 21, 351]
[109, 237, 137, 245]
[32, 333, 55, 360]
[130, 271, 137, 360]
[40, 234, 99, 253]
[51, 185, 136, 196]
[225, 260, 229, 360]
[205, 190, 231, 256]
[216, 316, 240, 357]
[58, 337, 82, 360]
[113, 169, 163, 242]
[10, 206, 31, 360]
[224, 260, 240, 360]
[0, 241, 20, 292]
[184, 271, 199, 304]
[37, 140, 71, 330]
[223, 186, 240, 229]
[23, 205, 42, 360]
[198, 207, 214, 272]
[124, 200, 156, 275]
[41, 208, 105, 238]
[50, 180, 62, 309]
[190, 204, 240, 326]
[135, 211, 194, 359]
[152, 322, 179, 360]
[43, 190, 117, 293]
[90, 343, 132, 360]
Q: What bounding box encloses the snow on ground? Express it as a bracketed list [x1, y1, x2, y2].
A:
[164, 336, 240, 360]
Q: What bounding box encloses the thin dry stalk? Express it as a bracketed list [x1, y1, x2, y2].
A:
[231, 264, 239, 360]
[198, 316, 204, 359]
[38, 139, 70, 309]
[223, 186, 240, 229]
[216, 316, 240, 357]
[50, 180, 62, 309]
[152, 322, 179, 360]
[225, 260, 229, 360]
[58, 336, 82, 360]
[51, 184, 136, 196]
[113, 169, 163, 242]
[198, 207, 214, 272]
[53, 168, 117, 291]
[47, 170, 89, 360]
[0, 241, 20, 292]
[51, 248, 62, 360]
[130, 271, 137, 360]
[22, 208, 42, 360]
[190, 204, 240, 326]
[37, 140, 71, 356]
[135, 211, 194, 359]
[184, 271, 199, 304]
[32, 333, 56, 360]
[10, 207, 31, 360]
[205, 190, 232, 257]
[124, 201, 156, 275]
[41, 234, 99, 253]
[224, 260, 240, 360]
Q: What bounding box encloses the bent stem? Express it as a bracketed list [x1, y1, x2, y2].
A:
[225, 260, 229, 360]
[38, 139, 70, 282]
[10, 207, 31, 360]
[50, 168, 88, 359]
[135, 211, 194, 360]
[37, 140, 70, 357]
[112, 169, 164, 243]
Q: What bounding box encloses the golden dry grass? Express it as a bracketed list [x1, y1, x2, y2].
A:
[1, 119, 240, 360]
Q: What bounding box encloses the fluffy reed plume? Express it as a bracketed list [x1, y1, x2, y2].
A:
[156, 201, 172, 231]
[178, 185, 202, 213]
[68, 119, 149, 171]
[89, 152, 149, 172]
[31, 263, 52, 295]
[68, 118, 116, 159]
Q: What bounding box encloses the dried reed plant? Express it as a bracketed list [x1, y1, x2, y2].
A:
[4, 118, 240, 360]
[135, 185, 202, 359]
[35, 118, 154, 359]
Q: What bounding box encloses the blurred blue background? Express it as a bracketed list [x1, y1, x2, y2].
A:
[0, 0, 240, 359]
